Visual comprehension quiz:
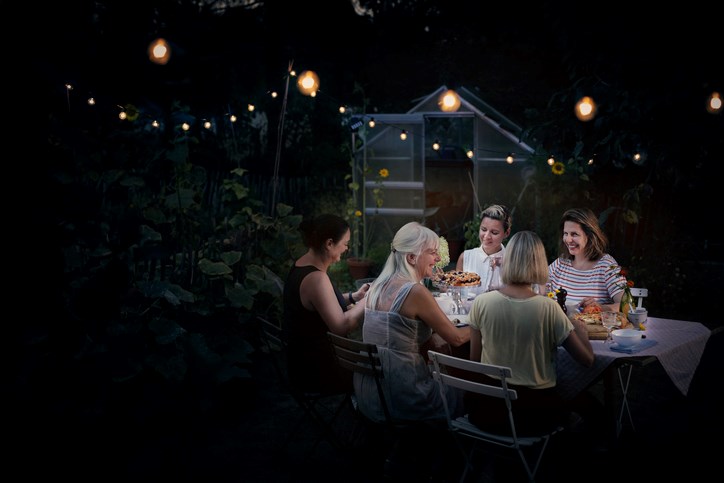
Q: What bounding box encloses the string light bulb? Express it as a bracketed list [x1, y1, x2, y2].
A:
[547, 156, 555, 166]
[247, 104, 255, 112]
[368, 118, 375, 128]
[297, 70, 319, 96]
[575, 96, 597, 121]
[87, 97, 96, 106]
[181, 122, 190, 131]
[339, 106, 346, 114]
[229, 114, 237, 123]
[506, 153, 514, 164]
[400, 130, 408, 140]
[432, 140, 440, 151]
[148, 38, 171, 65]
[204, 121, 212, 129]
[707, 91, 721, 114]
[438, 89, 461, 112]
[466, 149, 474, 159]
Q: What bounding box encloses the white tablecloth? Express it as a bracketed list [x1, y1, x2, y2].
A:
[556, 317, 712, 400]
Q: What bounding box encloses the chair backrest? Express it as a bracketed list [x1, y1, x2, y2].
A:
[427, 351, 519, 435]
[257, 315, 288, 385]
[629, 287, 648, 309]
[326, 332, 392, 423]
[428, 350, 563, 482]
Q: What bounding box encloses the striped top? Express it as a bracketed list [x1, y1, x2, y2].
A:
[548, 254, 626, 305]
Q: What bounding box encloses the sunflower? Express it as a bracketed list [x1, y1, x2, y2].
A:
[551, 161, 565, 175]
[378, 168, 389, 178]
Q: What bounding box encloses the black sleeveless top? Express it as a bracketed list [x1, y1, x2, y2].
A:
[282, 265, 350, 394]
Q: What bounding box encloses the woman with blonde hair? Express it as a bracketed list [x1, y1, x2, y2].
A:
[467, 230, 594, 435]
[355, 222, 470, 423]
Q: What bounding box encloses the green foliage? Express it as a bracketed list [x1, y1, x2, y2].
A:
[45, 102, 306, 422]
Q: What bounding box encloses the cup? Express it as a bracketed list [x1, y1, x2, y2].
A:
[627, 307, 648, 329]
[601, 311, 621, 328]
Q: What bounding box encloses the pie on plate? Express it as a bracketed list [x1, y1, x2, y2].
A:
[437, 271, 481, 287]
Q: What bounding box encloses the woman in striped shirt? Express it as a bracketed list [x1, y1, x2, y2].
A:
[548, 208, 627, 312]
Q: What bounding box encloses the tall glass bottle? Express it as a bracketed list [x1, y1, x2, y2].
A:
[619, 287, 635, 316]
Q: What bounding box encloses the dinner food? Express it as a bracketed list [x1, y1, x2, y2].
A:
[437, 270, 481, 287]
[572, 311, 631, 339]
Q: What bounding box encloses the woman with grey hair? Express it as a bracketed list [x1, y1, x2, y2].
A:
[355, 222, 470, 424]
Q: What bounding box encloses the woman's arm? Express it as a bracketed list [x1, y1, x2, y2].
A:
[561, 318, 594, 367]
[401, 284, 470, 347]
[455, 251, 465, 271]
[302, 271, 364, 335]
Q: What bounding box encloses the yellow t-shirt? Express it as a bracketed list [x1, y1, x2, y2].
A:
[467, 291, 574, 388]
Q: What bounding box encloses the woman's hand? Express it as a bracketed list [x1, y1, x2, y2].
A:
[352, 282, 371, 303]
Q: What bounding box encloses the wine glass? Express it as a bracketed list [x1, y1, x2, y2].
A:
[601, 311, 621, 344]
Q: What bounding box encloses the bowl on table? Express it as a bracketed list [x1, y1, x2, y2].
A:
[611, 328, 643, 348]
[627, 308, 648, 328]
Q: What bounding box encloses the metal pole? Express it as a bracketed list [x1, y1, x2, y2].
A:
[271, 61, 293, 218]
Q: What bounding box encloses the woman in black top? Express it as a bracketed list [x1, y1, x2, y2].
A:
[283, 214, 369, 393]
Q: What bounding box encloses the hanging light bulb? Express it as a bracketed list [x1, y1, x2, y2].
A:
[148, 37, 171, 65]
[707, 91, 721, 114]
[368, 118, 376, 128]
[575, 96, 597, 121]
[466, 149, 474, 159]
[400, 130, 408, 140]
[438, 89, 461, 112]
[432, 140, 440, 151]
[297, 70, 319, 96]
[506, 153, 514, 164]
[547, 156, 555, 166]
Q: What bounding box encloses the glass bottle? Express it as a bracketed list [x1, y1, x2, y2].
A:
[619, 287, 635, 316]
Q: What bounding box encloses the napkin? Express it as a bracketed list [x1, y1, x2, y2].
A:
[610, 338, 657, 354]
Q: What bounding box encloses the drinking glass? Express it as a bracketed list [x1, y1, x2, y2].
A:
[601, 311, 621, 344]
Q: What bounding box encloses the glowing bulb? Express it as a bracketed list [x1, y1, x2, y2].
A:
[182, 122, 190, 131]
[506, 154, 514, 164]
[438, 89, 461, 112]
[707, 92, 721, 114]
[87, 97, 95, 106]
[547, 156, 555, 166]
[466, 150, 474, 159]
[271, 91, 278, 98]
[118, 111, 127, 120]
[368, 118, 375, 128]
[400, 130, 408, 140]
[152, 120, 160, 128]
[432, 140, 440, 151]
[229, 114, 237, 123]
[339, 106, 346, 114]
[297, 70, 319, 96]
[204, 121, 212, 129]
[247, 104, 255, 112]
[148, 38, 171, 65]
[575, 96, 597, 121]
[588, 158, 594, 165]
